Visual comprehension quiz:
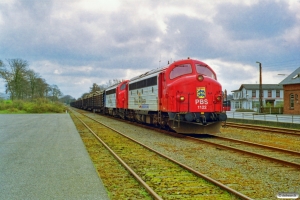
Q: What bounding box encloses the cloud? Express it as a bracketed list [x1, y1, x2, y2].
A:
[204, 59, 291, 93]
[215, 1, 296, 40]
[0, 0, 299, 99]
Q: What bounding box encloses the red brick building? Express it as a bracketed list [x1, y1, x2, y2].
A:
[279, 67, 300, 114]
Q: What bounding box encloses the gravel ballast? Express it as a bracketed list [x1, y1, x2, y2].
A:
[86, 113, 300, 200]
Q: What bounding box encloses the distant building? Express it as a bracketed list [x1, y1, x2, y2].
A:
[231, 84, 283, 111]
[279, 67, 300, 114]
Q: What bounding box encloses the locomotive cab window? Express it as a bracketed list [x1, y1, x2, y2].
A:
[196, 64, 216, 80]
[170, 64, 192, 79]
[120, 83, 126, 90]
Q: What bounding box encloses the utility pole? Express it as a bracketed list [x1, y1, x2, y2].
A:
[256, 61, 262, 113]
[224, 89, 227, 112]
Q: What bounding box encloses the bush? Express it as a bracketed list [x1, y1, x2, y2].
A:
[0, 100, 12, 110]
[8, 107, 20, 113]
[0, 99, 66, 113]
[12, 100, 24, 110]
[23, 101, 65, 113]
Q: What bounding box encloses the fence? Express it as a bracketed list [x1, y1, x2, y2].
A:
[261, 107, 283, 114]
[226, 111, 300, 124]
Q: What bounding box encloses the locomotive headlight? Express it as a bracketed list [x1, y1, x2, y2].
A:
[197, 75, 204, 82]
[176, 95, 185, 102]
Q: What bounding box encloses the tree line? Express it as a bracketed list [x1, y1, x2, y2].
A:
[0, 59, 62, 101]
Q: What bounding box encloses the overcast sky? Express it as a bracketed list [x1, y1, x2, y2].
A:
[0, 0, 299, 99]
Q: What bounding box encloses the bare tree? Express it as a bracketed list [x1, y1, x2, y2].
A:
[89, 83, 101, 93]
[0, 59, 29, 100]
[0, 59, 64, 102]
[0, 61, 12, 98]
[81, 92, 90, 98]
[35, 78, 49, 98]
[0, 60, 3, 72]
[49, 84, 63, 102]
[27, 70, 40, 100]
[10, 59, 29, 100]
[98, 84, 107, 91]
[106, 79, 123, 87]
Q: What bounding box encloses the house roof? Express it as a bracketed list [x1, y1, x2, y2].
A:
[231, 84, 283, 92]
[279, 67, 300, 85]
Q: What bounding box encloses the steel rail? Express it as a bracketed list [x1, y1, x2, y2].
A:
[225, 122, 300, 136]
[188, 136, 300, 169]
[72, 109, 253, 200]
[213, 135, 300, 156]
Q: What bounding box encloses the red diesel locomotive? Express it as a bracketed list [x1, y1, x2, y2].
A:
[71, 58, 227, 134]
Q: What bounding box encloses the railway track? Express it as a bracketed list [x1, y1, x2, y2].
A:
[224, 122, 300, 136]
[70, 108, 251, 200]
[91, 115, 300, 168]
[189, 134, 300, 169]
[70, 111, 154, 199]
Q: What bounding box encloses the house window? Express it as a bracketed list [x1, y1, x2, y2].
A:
[290, 94, 294, 109]
[234, 101, 240, 109]
[252, 90, 256, 97]
[268, 90, 272, 97]
[276, 90, 280, 97]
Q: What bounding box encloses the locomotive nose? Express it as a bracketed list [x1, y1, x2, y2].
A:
[184, 112, 227, 123]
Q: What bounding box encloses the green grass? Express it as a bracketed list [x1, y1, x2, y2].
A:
[0, 99, 66, 113]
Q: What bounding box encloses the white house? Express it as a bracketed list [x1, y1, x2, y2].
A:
[231, 84, 283, 111]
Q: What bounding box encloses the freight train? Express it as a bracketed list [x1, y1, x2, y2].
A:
[71, 58, 227, 134]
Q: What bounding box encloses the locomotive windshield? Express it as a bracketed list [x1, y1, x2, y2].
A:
[196, 64, 216, 80]
[169, 64, 192, 79]
[120, 83, 126, 90]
